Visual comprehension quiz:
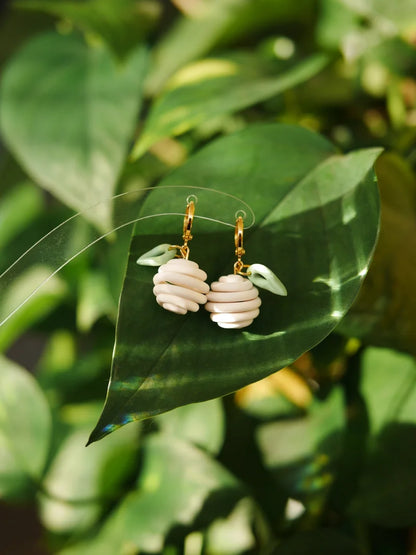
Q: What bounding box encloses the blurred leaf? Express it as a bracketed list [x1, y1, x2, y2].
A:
[0, 266, 67, 352]
[39, 407, 140, 534]
[0, 5, 54, 69]
[341, 152, 416, 355]
[349, 422, 416, 528]
[0, 181, 43, 252]
[132, 53, 328, 159]
[256, 388, 345, 505]
[77, 271, 117, 332]
[155, 398, 225, 455]
[37, 337, 111, 402]
[61, 433, 241, 554]
[272, 528, 362, 554]
[89, 123, 380, 443]
[348, 347, 416, 526]
[205, 497, 259, 555]
[235, 368, 313, 421]
[360, 347, 416, 436]
[0, 186, 148, 331]
[362, 36, 416, 77]
[316, 0, 391, 62]
[316, 0, 360, 51]
[0, 356, 51, 498]
[38, 330, 76, 376]
[0, 31, 148, 232]
[146, 0, 315, 93]
[340, 0, 416, 32]
[14, 0, 160, 59]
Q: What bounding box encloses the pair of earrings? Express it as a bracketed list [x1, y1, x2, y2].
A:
[137, 200, 287, 329]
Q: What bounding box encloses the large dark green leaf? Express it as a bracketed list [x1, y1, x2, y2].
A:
[0, 356, 52, 498]
[89, 123, 381, 443]
[132, 53, 328, 158]
[0, 31, 148, 232]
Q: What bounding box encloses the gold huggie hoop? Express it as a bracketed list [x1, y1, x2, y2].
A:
[234, 216, 250, 275]
[183, 200, 194, 245]
[170, 200, 195, 260]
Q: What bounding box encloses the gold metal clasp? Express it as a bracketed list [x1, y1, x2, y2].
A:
[170, 200, 195, 260]
[183, 200, 194, 245]
[234, 216, 250, 275]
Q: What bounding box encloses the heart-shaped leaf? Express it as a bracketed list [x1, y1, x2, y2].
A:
[89, 123, 381, 443]
[0, 31, 148, 232]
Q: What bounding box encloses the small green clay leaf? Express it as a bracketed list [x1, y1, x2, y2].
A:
[136, 244, 176, 267]
[248, 263, 287, 296]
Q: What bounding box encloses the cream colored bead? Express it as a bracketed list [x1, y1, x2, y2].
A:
[153, 258, 209, 314]
[206, 274, 261, 329]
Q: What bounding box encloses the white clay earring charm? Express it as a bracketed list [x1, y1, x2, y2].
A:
[153, 258, 209, 314]
[206, 274, 261, 329]
[136, 199, 209, 314]
[206, 216, 287, 329]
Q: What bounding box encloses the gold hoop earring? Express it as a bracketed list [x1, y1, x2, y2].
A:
[205, 216, 261, 329]
[152, 200, 209, 315]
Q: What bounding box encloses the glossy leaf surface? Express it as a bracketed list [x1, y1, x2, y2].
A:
[0, 31, 148, 231]
[89, 123, 381, 443]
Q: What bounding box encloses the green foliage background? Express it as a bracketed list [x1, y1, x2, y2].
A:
[0, 0, 416, 553]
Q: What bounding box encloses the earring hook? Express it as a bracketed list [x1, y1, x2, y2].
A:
[234, 216, 250, 275]
[183, 200, 194, 244]
[169, 200, 195, 259]
[234, 216, 245, 259]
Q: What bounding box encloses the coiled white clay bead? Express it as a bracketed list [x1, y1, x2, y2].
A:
[205, 274, 261, 329]
[153, 258, 209, 315]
